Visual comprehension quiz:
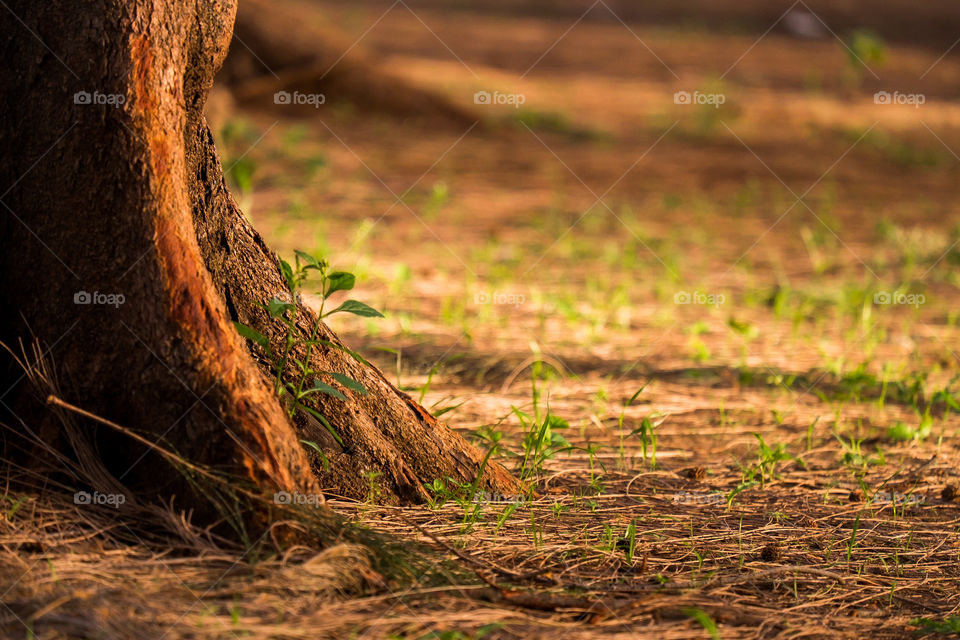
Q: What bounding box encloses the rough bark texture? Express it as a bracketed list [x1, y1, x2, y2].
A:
[0, 0, 517, 517]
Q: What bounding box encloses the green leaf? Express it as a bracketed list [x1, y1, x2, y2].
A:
[233, 322, 269, 350]
[300, 439, 330, 471]
[294, 250, 321, 270]
[5, 496, 27, 520]
[292, 358, 309, 374]
[300, 381, 347, 401]
[297, 404, 343, 446]
[433, 401, 465, 417]
[324, 271, 356, 296]
[495, 503, 517, 532]
[326, 299, 383, 318]
[510, 406, 530, 428]
[279, 259, 295, 290]
[550, 432, 571, 448]
[267, 297, 295, 318]
[625, 383, 648, 407]
[327, 372, 367, 395]
[374, 346, 400, 355]
[630, 417, 654, 437]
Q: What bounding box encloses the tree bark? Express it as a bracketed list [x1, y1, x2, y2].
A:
[0, 0, 517, 525]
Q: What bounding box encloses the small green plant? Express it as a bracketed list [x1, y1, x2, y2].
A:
[495, 502, 517, 532]
[229, 599, 241, 627]
[460, 436, 503, 532]
[617, 384, 648, 467]
[848, 31, 886, 64]
[629, 414, 662, 468]
[846, 513, 861, 563]
[805, 416, 820, 451]
[424, 477, 456, 509]
[887, 415, 932, 442]
[516, 410, 571, 483]
[4, 494, 27, 520]
[689, 337, 711, 363]
[769, 511, 790, 524]
[622, 520, 637, 565]
[234, 251, 383, 453]
[743, 434, 803, 488]
[910, 616, 960, 635]
[932, 384, 960, 419]
[726, 479, 757, 509]
[424, 431, 506, 532]
[422, 181, 449, 221]
[836, 433, 884, 469]
[598, 523, 615, 551]
[528, 509, 543, 549]
[364, 470, 382, 505]
[728, 316, 758, 340]
[572, 441, 606, 493]
[843, 29, 886, 87]
[510, 359, 572, 483]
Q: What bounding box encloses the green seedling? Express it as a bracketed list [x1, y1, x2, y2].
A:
[234, 251, 383, 457]
[743, 434, 803, 488]
[617, 384, 649, 468]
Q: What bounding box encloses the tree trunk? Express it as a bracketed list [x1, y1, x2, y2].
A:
[0, 0, 517, 525]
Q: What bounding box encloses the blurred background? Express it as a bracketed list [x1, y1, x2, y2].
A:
[207, 0, 960, 430]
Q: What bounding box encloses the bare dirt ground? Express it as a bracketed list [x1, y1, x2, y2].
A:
[5, 1, 960, 638]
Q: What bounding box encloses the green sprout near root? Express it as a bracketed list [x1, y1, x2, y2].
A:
[234, 250, 383, 453]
